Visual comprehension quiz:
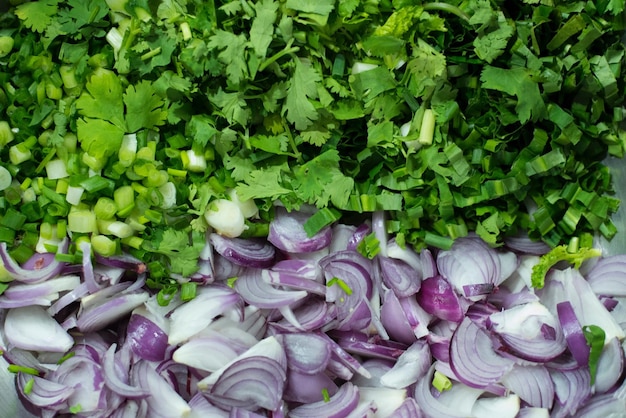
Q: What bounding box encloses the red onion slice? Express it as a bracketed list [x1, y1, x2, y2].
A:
[103, 344, 150, 399]
[413, 365, 479, 418]
[4, 305, 74, 353]
[501, 364, 554, 409]
[556, 300, 590, 366]
[76, 290, 150, 333]
[289, 382, 360, 418]
[283, 369, 338, 403]
[388, 397, 424, 418]
[282, 332, 331, 375]
[0, 239, 68, 284]
[417, 275, 465, 323]
[380, 339, 431, 389]
[488, 301, 567, 362]
[16, 372, 73, 409]
[131, 360, 192, 418]
[234, 269, 307, 309]
[550, 367, 592, 417]
[379, 255, 422, 297]
[585, 255, 626, 297]
[262, 269, 326, 295]
[594, 337, 624, 394]
[168, 285, 243, 345]
[173, 333, 251, 372]
[449, 317, 515, 389]
[210, 233, 276, 268]
[207, 355, 287, 411]
[268, 207, 332, 253]
[94, 252, 147, 273]
[127, 308, 169, 362]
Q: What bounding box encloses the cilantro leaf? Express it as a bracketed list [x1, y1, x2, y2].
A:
[209, 90, 250, 127]
[235, 165, 292, 202]
[124, 81, 168, 133]
[75, 68, 125, 129]
[473, 12, 515, 64]
[250, 0, 278, 58]
[77, 118, 124, 160]
[14, 0, 59, 33]
[186, 115, 218, 147]
[284, 59, 321, 130]
[150, 229, 201, 277]
[285, 0, 335, 17]
[208, 30, 249, 86]
[480, 66, 546, 123]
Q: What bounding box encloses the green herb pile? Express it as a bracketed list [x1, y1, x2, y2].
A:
[0, 0, 625, 295]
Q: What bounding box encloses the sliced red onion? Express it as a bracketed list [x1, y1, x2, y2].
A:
[550, 367, 592, 417]
[0, 295, 56, 308]
[413, 365, 483, 418]
[16, 372, 73, 409]
[0, 239, 68, 284]
[282, 332, 331, 375]
[289, 382, 360, 418]
[283, 369, 338, 404]
[48, 353, 107, 413]
[501, 364, 554, 409]
[47, 282, 91, 316]
[230, 407, 268, 418]
[319, 332, 371, 379]
[94, 265, 126, 285]
[168, 284, 243, 345]
[126, 307, 169, 362]
[271, 259, 323, 282]
[379, 256, 422, 297]
[334, 331, 406, 361]
[79, 241, 102, 294]
[417, 275, 464, 323]
[347, 222, 371, 251]
[187, 393, 229, 417]
[449, 317, 515, 389]
[471, 393, 520, 418]
[330, 224, 358, 253]
[380, 289, 418, 344]
[387, 397, 424, 418]
[585, 255, 626, 297]
[268, 207, 332, 253]
[131, 360, 192, 417]
[379, 339, 431, 389]
[372, 210, 388, 257]
[594, 337, 624, 394]
[210, 233, 276, 268]
[488, 301, 567, 362]
[173, 332, 251, 372]
[320, 251, 374, 332]
[262, 269, 326, 295]
[205, 355, 287, 411]
[504, 234, 551, 255]
[76, 290, 150, 333]
[213, 254, 246, 281]
[103, 344, 150, 399]
[350, 359, 394, 387]
[2, 275, 80, 302]
[198, 336, 287, 411]
[575, 393, 626, 418]
[4, 305, 74, 352]
[556, 300, 590, 366]
[541, 268, 625, 343]
[234, 269, 307, 309]
[94, 252, 147, 274]
[270, 297, 334, 333]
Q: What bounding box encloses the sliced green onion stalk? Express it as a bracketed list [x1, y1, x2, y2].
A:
[432, 370, 453, 392]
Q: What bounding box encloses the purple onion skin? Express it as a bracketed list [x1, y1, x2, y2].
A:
[127, 313, 168, 362]
[416, 275, 464, 323]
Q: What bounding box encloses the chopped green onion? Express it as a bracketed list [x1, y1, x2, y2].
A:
[67, 208, 98, 233]
[91, 234, 117, 256]
[303, 208, 342, 237]
[23, 378, 34, 395]
[432, 370, 453, 392]
[1, 208, 27, 230]
[180, 282, 197, 301]
[356, 232, 381, 260]
[7, 365, 40, 375]
[327, 277, 353, 295]
[424, 231, 454, 250]
[321, 388, 331, 402]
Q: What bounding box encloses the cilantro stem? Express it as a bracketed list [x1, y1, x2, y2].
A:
[258, 40, 300, 73]
[423, 2, 470, 22]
